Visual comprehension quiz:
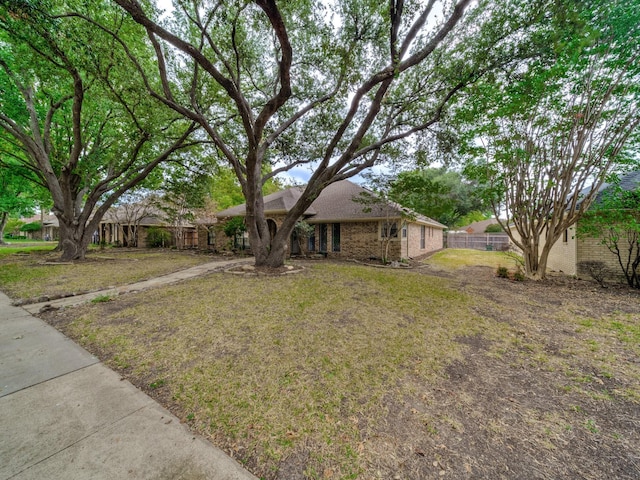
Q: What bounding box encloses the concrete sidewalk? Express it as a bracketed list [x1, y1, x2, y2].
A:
[0, 259, 257, 479]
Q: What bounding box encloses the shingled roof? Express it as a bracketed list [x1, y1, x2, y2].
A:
[216, 187, 316, 217]
[216, 180, 446, 228]
[575, 170, 640, 209]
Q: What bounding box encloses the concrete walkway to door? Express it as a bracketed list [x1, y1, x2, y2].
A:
[22, 257, 252, 314]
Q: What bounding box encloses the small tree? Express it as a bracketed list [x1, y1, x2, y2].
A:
[223, 217, 247, 251]
[293, 221, 315, 256]
[484, 223, 504, 233]
[146, 226, 171, 248]
[355, 174, 413, 264]
[4, 218, 25, 237]
[577, 185, 640, 288]
[114, 193, 155, 247]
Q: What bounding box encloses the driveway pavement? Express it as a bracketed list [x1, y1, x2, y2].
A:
[0, 258, 256, 480]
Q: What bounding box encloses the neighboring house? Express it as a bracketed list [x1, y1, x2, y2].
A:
[100, 206, 198, 248]
[195, 213, 219, 252]
[20, 214, 60, 241]
[211, 180, 446, 261]
[523, 170, 640, 277]
[459, 218, 504, 233]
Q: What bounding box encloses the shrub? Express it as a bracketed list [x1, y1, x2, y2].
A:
[496, 266, 509, 278]
[578, 261, 610, 288]
[484, 223, 503, 233]
[20, 221, 41, 232]
[146, 227, 171, 248]
[223, 217, 246, 238]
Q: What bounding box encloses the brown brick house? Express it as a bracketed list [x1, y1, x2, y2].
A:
[207, 180, 446, 261]
[100, 206, 198, 248]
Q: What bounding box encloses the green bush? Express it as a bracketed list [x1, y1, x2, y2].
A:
[512, 270, 525, 281]
[223, 217, 246, 238]
[496, 266, 509, 278]
[146, 227, 171, 248]
[20, 221, 41, 232]
[484, 223, 503, 233]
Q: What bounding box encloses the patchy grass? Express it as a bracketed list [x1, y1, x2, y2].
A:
[425, 248, 513, 270]
[0, 244, 57, 257]
[37, 255, 640, 479]
[0, 248, 215, 301]
[49, 264, 488, 478]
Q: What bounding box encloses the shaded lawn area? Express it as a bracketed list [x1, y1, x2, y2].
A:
[37, 250, 640, 479]
[0, 248, 218, 302]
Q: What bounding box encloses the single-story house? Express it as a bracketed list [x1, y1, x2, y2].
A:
[19, 214, 60, 241]
[459, 218, 504, 234]
[100, 206, 198, 248]
[525, 170, 640, 278]
[209, 180, 446, 261]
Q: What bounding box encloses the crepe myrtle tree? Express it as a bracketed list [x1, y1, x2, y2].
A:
[464, 0, 640, 280]
[104, 0, 572, 267]
[0, 0, 198, 261]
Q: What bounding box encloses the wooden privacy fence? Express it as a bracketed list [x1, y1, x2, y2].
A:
[445, 233, 510, 251]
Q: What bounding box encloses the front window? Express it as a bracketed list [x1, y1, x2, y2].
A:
[381, 221, 398, 238]
[308, 228, 316, 251]
[332, 223, 341, 252]
[319, 224, 328, 252]
[420, 225, 426, 249]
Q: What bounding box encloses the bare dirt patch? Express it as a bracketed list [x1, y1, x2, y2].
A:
[38, 258, 640, 479]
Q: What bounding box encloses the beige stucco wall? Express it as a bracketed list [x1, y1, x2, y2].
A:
[508, 226, 578, 275]
[510, 222, 624, 279]
[545, 226, 578, 275]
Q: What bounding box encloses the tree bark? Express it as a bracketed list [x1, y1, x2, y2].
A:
[0, 212, 8, 245]
[56, 216, 99, 261]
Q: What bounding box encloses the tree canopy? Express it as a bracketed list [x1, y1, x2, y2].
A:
[105, 0, 568, 266]
[462, 0, 640, 279]
[388, 167, 490, 227]
[0, 159, 39, 242]
[0, 0, 197, 260]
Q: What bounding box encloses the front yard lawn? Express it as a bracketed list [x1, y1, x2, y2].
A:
[32, 250, 640, 479]
[0, 248, 217, 302]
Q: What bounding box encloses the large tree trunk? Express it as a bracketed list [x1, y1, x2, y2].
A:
[0, 212, 8, 245]
[57, 218, 96, 261]
[521, 232, 555, 281]
[521, 235, 545, 280]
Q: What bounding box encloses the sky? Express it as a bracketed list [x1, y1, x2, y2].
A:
[147, 0, 405, 187]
